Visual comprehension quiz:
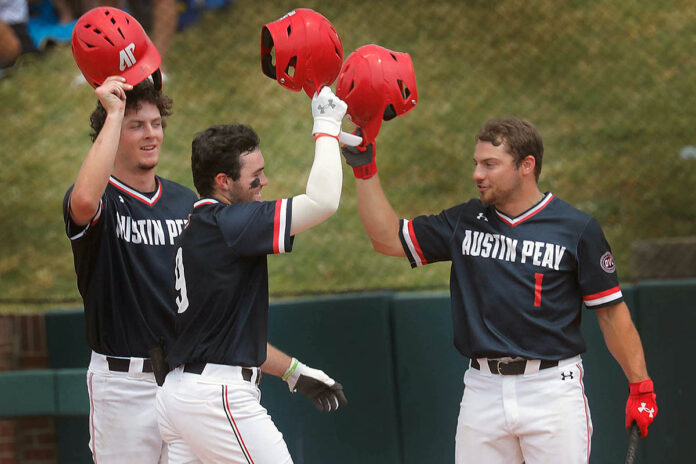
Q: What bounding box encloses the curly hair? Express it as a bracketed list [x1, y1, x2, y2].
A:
[88, 79, 173, 142]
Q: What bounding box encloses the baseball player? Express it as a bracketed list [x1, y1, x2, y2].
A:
[65, 7, 196, 463]
[156, 87, 349, 464]
[342, 117, 657, 463]
[63, 76, 196, 461]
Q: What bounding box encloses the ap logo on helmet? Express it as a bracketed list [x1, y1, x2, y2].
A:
[119, 43, 137, 71]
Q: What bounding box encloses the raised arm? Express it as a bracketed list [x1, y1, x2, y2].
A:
[69, 76, 132, 225]
[290, 87, 347, 235]
[342, 140, 405, 257]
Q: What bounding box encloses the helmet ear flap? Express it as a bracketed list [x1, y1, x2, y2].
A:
[260, 26, 276, 80]
[151, 69, 162, 91]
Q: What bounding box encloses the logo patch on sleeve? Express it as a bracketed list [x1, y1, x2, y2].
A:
[600, 252, 616, 273]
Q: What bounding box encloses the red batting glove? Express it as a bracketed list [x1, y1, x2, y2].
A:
[625, 378, 657, 437]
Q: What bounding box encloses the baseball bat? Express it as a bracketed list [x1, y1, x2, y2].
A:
[624, 422, 640, 464]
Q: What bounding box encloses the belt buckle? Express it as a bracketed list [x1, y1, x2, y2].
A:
[494, 360, 504, 375]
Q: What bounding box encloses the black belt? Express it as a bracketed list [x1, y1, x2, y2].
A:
[183, 362, 260, 385]
[106, 356, 153, 373]
[471, 358, 558, 375]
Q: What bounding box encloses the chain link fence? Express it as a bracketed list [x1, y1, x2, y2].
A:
[1, 0, 695, 309]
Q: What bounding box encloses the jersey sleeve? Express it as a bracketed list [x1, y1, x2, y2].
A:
[62, 187, 104, 241]
[218, 198, 294, 256]
[577, 216, 623, 309]
[398, 206, 460, 268]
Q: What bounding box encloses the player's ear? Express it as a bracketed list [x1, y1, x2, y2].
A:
[521, 155, 536, 176]
[214, 172, 230, 191]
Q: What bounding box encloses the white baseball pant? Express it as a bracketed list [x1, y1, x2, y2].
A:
[455, 355, 592, 464]
[87, 351, 167, 463]
[156, 364, 292, 464]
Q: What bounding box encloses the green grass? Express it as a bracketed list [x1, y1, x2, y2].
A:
[1, 0, 695, 311]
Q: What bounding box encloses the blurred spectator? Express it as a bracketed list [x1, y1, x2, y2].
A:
[0, 20, 21, 68]
[0, 21, 22, 69]
[0, 0, 38, 70]
[48, 0, 80, 23]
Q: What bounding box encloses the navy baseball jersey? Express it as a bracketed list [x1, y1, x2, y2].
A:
[166, 197, 294, 368]
[399, 193, 623, 360]
[63, 176, 198, 357]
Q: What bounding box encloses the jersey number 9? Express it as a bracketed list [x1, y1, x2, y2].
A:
[175, 247, 189, 314]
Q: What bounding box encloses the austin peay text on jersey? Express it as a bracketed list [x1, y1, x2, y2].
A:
[115, 211, 187, 246]
[461, 229, 567, 271]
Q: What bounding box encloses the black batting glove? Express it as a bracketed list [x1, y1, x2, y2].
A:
[295, 375, 348, 412]
[282, 357, 348, 412]
[340, 128, 377, 179]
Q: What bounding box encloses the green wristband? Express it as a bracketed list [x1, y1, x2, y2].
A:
[282, 357, 299, 381]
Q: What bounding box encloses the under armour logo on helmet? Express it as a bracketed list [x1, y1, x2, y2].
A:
[561, 371, 574, 380]
[317, 99, 336, 114]
[637, 402, 655, 418]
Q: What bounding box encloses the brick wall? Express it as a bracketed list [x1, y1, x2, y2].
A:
[0, 315, 57, 464]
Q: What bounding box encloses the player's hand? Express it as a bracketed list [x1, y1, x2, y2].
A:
[311, 86, 347, 137]
[283, 358, 348, 412]
[625, 378, 657, 437]
[341, 127, 377, 179]
[95, 75, 132, 115]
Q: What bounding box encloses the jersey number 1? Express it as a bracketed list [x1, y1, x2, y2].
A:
[175, 247, 189, 314]
[534, 273, 543, 307]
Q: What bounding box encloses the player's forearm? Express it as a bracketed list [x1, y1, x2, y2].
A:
[596, 302, 650, 383]
[355, 174, 404, 256]
[261, 343, 292, 377]
[70, 113, 122, 224]
[289, 136, 342, 235]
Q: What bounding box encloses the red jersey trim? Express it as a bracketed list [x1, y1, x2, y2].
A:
[402, 219, 428, 266]
[109, 176, 162, 206]
[273, 199, 289, 254]
[583, 286, 622, 307]
[193, 198, 218, 208]
[496, 193, 554, 227]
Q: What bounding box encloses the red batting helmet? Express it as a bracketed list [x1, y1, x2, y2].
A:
[336, 44, 418, 146]
[261, 8, 343, 98]
[71, 7, 162, 89]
